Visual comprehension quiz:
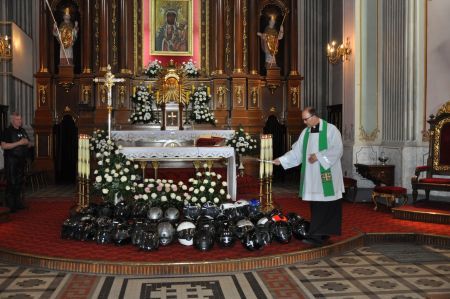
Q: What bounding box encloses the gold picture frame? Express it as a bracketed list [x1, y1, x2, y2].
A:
[150, 0, 193, 56]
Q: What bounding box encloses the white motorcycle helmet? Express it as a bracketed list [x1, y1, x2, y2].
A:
[176, 221, 196, 246]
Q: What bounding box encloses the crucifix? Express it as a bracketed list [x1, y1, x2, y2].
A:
[93, 64, 125, 139]
[167, 111, 178, 126]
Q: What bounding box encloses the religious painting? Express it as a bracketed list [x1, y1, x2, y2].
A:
[150, 0, 193, 56]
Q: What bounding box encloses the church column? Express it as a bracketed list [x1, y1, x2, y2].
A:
[248, 0, 258, 75]
[82, 0, 92, 73]
[289, 0, 299, 76]
[99, 0, 109, 72]
[119, 0, 131, 74]
[38, 0, 48, 73]
[215, 0, 225, 74]
[233, 0, 244, 74]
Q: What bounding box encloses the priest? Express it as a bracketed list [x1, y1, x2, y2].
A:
[273, 107, 344, 246]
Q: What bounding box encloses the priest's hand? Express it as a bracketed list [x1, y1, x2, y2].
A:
[273, 158, 281, 166]
[308, 154, 318, 164]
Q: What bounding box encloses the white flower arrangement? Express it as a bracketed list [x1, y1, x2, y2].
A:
[184, 171, 230, 206]
[91, 135, 141, 203]
[226, 125, 258, 155]
[128, 85, 158, 124]
[189, 85, 216, 125]
[182, 59, 199, 77]
[144, 59, 163, 78]
[134, 178, 186, 209]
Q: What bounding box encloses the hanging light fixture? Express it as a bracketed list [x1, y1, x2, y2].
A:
[326, 37, 352, 64]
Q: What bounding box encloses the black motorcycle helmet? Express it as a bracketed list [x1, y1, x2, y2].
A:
[113, 222, 131, 245]
[255, 227, 273, 246]
[234, 200, 250, 218]
[216, 225, 236, 248]
[292, 220, 310, 240]
[197, 215, 216, 236]
[96, 227, 113, 244]
[183, 203, 201, 220]
[220, 203, 237, 220]
[235, 219, 255, 239]
[114, 201, 131, 220]
[201, 202, 220, 219]
[80, 218, 97, 241]
[194, 229, 214, 251]
[286, 212, 304, 227]
[269, 208, 283, 219]
[61, 217, 77, 239]
[157, 221, 175, 246]
[131, 220, 146, 246]
[139, 231, 160, 251]
[242, 229, 263, 251]
[131, 201, 149, 218]
[272, 221, 292, 244]
[97, 202, 114, 218]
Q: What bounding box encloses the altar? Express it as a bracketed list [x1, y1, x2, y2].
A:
[113, 130, 237, 200]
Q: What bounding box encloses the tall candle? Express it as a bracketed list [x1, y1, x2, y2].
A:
[133, 86, 136, 96]
[259, 136, 265, 179]
[207, 86, 210, 95]
[156, 91, 160, 101]
[268, 135, 273, 176]
[264, 137, 270, 178]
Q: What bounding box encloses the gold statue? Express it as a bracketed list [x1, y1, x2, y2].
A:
[53, 7, 78, 65]
[257, 14, 284, 68]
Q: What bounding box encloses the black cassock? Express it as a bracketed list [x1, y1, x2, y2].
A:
[308, 199, 342, 236]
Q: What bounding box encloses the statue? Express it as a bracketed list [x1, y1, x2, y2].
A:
[257, 14, 284, 68]
[53, 8, 78, 65]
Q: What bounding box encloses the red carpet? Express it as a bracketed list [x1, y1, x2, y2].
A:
[0, 197, 449, 263]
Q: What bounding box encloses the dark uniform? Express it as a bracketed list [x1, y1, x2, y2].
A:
[1, 125, 29, 212]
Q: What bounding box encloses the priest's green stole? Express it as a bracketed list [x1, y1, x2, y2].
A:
[299, 120, 335, 197]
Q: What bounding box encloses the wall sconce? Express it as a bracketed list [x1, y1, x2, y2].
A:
[326, 37, 351, 64]
[0, 34, 12, 60]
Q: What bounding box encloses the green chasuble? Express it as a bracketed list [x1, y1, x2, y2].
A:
[299, 120, 335, 197]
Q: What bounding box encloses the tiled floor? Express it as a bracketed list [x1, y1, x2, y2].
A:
[0, 244, 448, 298]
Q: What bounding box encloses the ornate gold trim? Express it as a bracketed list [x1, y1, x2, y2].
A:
[435, 101, 450, 117]
[112, 0, 118, 66]
[359, 126, 379, 142]
[242, 0, 247, 72]
[94, 0, 100, 69]
[432, 118, 450, 171]
[392, 207, 450, 225]
[0, 233, 448, 275]
[225, 0, 231, 72]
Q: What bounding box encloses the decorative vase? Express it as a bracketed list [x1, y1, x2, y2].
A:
[238, 153, 245, 177]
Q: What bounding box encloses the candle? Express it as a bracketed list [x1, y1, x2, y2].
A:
[268, 135, 273, 176]
[207, 86, 210, 95]
[156, 91, 160, 101]
[192, 84, 195, 92]
[259, 135, 265, 179]
[86, 159, 90, 178]
[264, 137, 270, 178]
[133, 86, 136, 96]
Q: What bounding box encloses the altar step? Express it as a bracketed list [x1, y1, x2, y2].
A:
[392, 201, 450, 225]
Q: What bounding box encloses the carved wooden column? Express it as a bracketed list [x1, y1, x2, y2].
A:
[233, 0, 244, 74]
[38, 0, 48, 73]
[215, 0, 225, 74]
[289, 0, 299, 76]
[82, 0, 92, 74]
[119, 0, 132, 74]
[99, 0, 109, 72]
[248, 0, 259, 75]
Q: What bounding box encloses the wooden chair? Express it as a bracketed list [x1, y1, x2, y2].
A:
[411, 101, 450, 202]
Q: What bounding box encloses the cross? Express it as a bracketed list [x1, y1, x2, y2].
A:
[93, 65, 125, 138]
[167, 111, 178, 126]
[321, 172, 332, 182]
[93, 64, 125, 107]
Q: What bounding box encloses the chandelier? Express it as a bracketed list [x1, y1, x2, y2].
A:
[326, 37, 351, 64]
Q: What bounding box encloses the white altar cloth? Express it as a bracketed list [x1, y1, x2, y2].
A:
[119, 146, 237, 200]
[112, 130, 235, 144]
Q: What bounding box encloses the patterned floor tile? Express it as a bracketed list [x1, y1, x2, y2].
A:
[402, 276, 450, 291]
[339, 266, 385, 278]
[356, 278, 412, 293]
[383, 265, 435, 277]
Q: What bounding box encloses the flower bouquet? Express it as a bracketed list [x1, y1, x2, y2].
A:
[182, 59, 199, 77]
[128, 85, 158, 124]
[144, 59, 163, 78]
[184, 171, 231, 207]
[226, 125, 258, 155]
[133, 178, 187, 209]
[189, 85, 216, 125]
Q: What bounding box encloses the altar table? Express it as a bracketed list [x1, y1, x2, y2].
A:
[119, 146, 237, 200]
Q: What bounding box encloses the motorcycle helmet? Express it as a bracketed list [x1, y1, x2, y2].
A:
[220, 203, 237, 220]
[97, 202, 114, 218]
[286, 212, 304, 227]
[272, 221, 292, 244]
[61, 217, 77, 239]
[234, 200, 250, 217]
[113, 222, 131, 245]
[80, 218, 96, 241]
[201, 202, 221, 219]
[255, 227, 272, 246]
[242, 229, 263, 251]
[256, 216, 274, 229]
[164, 207, 180, 223]
[131, 201, 148, 218]
[235, 218, 255, 239]
[176, 221, 196, 246]
[183, 203, 201, 220]
[96, 227, 113, 244]
[216, 225, 235, 247]
[271, 214, 288, 223]
[194, 229, 214, 251]
[139, 231, 159, 251]
[96, 216, 113, 228]
[131, 221, 146, 246]
[248, 199, 261, 216]
[292, 220, 310, 240]
[148, 207, 163, 222]
[157, 221, 175, 246]
[196, 215, 216, 236]
[269, 208, 283, 218]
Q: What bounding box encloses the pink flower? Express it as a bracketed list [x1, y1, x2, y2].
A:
[144, 187, 150, 193]
[172, 185, 178, 192]
[156, 184, 163, 192]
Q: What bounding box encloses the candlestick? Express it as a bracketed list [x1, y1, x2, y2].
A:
[133, 86, 136, 96]
[156, 91, 160, 101]
[192, 84, 195, 92]
[207, 86, 210, 95]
